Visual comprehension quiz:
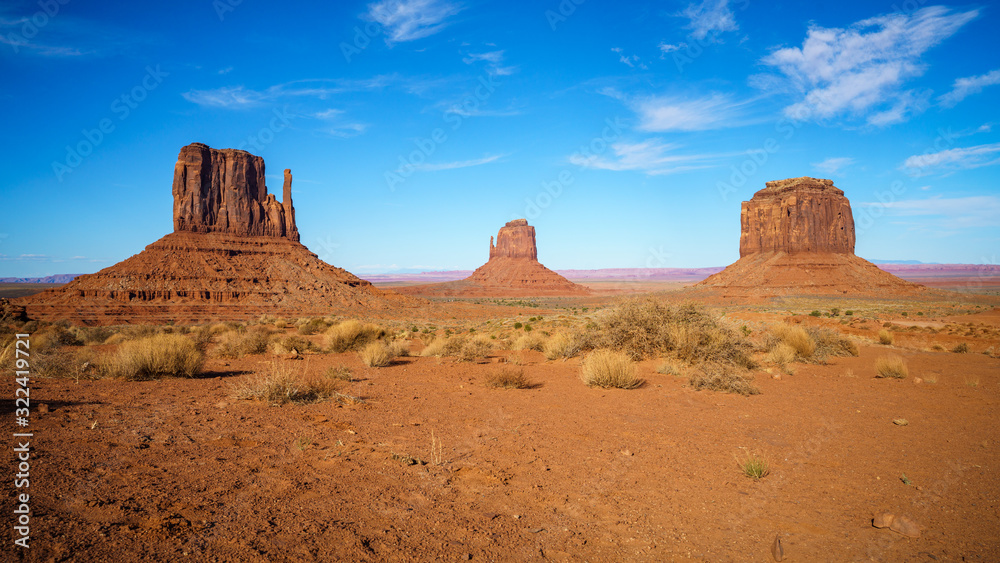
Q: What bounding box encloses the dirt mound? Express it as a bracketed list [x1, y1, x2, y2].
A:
[691, 177, 922, 298]
[398, 219, 590, 297]
[18, 143, 419, 324]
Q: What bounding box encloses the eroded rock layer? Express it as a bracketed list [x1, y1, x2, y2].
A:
[740, 177, 854, 256]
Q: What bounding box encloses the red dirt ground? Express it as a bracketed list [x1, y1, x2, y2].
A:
[3, 312, 999, 562]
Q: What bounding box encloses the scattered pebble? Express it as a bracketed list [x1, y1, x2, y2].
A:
[771, 534, 784, 561]
[893, 419, 909, 426]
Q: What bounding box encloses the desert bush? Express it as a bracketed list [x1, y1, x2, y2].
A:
[878, 329, 894, 346]
[35, 324, 83, 349]
[512, 332, 546, 352]
[598, 298, 753, 368]
[874, 355, 908, 379]
[543, 332, 588, 360]
[297, 317, 329, 335]
[325, 365, 353, 381]
[458, 335, 494, 362]
[506, 351, 525, 365]
[656, 359, 683, 376]
[33, 345, 97, 380]
[768, 324, 815, 359]
[232, 361, 340, 405]
[387, 338, 411, 358]
[580, 349, 641, 389]
[324, 320, 385, 353]
[72, 326, 115, 345]
[103, 334, 203, 380]
[272, 335, 314, 355]
[688, 363, 760, 396]
[485, 366, 531, 389]
[767, 343, 797, 367]
[808, 327, 859, 360]
[215, 327, 272, 358]
[420, 337, 447, 357]
[359, 341, 396, 367]
[951, 342, 969, 353]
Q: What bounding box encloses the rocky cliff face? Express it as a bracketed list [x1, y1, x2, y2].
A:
[739, 177, 854, 257]
[172, 142, 299, 240]
[489, 219, 538, 260]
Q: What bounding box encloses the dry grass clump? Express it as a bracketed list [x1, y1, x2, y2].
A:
[656, 359, 683, 376]
[737, 451, 770, 480]
[324, 320, 385, 353]
[359, 341, 397, 367]
[387, 339, 411, 357]
[272, 335, 314, 355]
[874, 355, 908, 379]
[512, 332, 546, 352]
[458, 335, 494, 362]
[580, 349, 642, 389]
[420, 337, 447, 357]
[951, 342, 969, 353]
[878, 329, 894, 345]
[599, 298, 754, 368]
[442, 335, 470, 356]
[296, 317, 331, 335]
[769, 324, 815, 359]
[103, 334, 203, 380]
[215, 326, 272, 358]
[809, 327, 859, 359]
[72, 326, 115, 345]
[325, 365, 353, 381]
[688, 363, 760, 396]
[232, 361, 340, 405]
[766, 343, 797, 368]
[485, 366, 531, 389]
[34, 345, 97, 380]
[543, 331, 590, 360]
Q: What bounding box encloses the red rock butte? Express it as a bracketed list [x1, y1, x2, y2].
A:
[398, 219, 590, 297]
[695, 177, 922, 298]
[18, 143, 415, 324]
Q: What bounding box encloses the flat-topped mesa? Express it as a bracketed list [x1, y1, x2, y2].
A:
[739, 177, 854, 257]
[172, 142, 299, 241]
[489, 219, 538, 260]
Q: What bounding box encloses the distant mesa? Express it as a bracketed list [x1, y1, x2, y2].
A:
[18, 142, 415, 324]
[398, 219, 591, 297]
[695, 177, 922, 298]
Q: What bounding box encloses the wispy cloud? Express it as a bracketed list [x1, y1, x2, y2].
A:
[312, 109, 369, 138]
[569, 140, 721, 176]
[631, 93, 752, 132]
[182, 76, 397, 109]
[812, 157, 855, 175]
[859, 196, 1000, 228]
[658, 42, 685, 57]
[938, 69, 1000, 108]
[902, 142, 1000, 176]
[680, 0, 738, 41]
[414, 154, 506, 171]
[462, 49, 517, 76]
[759, 6, 978, 127]
[366, 0, 462, 44]
[611, 47, 647, 70]
[0, 9, 151, 58]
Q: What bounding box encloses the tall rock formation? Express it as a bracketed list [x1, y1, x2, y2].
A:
[739, 177, 854, 256]
[695, 177, 920, 298]
[18, 143, 415, 324]
[172, 143, 299, 240]
[398, 219, 590, 297]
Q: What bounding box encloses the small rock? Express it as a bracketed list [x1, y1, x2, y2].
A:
[873, 513, 895, 528]
[37, 403, 50, 414]
[771, 535, 784, 562]
[913, 377, 922, 384]
[772, 373, 782, 380]
[214, 401, 228, 409]
[889, 515, 921, 538]
[893, 419, 909, 426]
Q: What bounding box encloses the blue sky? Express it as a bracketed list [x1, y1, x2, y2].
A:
[1, 0, 998, 277]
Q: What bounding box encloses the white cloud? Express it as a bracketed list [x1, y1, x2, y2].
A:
[681, 0, 738, 41]
[812, 157, 855, 175]
[182, 86, 265, 108]
[570, 140, 720, 176]
[218, 66, 234, 75]
[182, 77, 396, 109]
[367, 0, 462, 44]
[658, 42, 685, 57]
[760, 6, 978, 126]
[938, 69, 1000, 108]
[902, 142, 1000, 175]
[859, 196, 1000, 227]
[462, 49, 517, 76]
[632, 94, 749, 132]
[414, 154, 506, 171]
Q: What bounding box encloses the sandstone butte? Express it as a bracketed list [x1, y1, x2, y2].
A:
[397, 219, 591, 297]
[694, 177, 923, 298]
[17, 142, 416, 325]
